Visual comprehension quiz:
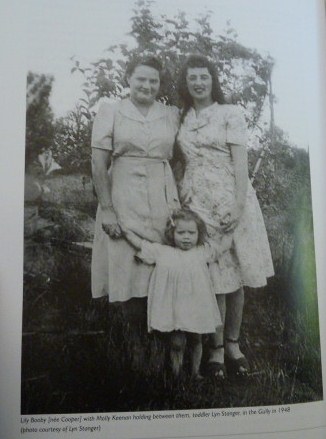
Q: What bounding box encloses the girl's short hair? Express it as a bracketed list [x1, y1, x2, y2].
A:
[125, 55, 163, 78]
[165, 208, 207, 246]
[177, 54, 225, 122]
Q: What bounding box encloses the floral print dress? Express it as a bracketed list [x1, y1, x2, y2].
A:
[177, 103, 274, 293]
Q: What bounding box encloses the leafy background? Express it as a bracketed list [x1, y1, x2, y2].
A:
[22, 0, 322, 414]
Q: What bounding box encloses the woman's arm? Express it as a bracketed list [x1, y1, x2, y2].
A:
[231, 144, 248, 211]
[123, 230, 143, 250]
[170, 141, 185, 185]
[221, 145, 248, 232]
[92, 148, 121, 238]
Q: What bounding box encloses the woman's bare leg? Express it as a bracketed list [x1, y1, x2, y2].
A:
[208, 294, 226, 364]
[206, 295, 227, 378]
[224, 287, 244, 359]
[224, 287, 249, 374]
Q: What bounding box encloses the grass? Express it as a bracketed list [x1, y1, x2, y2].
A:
[21, 239, 323, 415]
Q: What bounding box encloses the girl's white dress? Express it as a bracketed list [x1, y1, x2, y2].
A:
[177, 103, 274, 294]
[137, 242, 222, 333]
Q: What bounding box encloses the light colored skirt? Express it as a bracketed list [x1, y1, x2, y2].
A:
[91, 156, 179, 302]
[181, 157, 274, 294]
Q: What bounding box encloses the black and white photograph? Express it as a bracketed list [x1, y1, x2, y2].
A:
[1, 0, 326, 437]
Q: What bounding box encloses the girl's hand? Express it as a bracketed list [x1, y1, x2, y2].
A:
[101, 207, 122, 239]
[220, 204, 243, 232]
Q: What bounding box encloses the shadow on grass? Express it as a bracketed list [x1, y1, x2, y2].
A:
[21, 240, 323, 414]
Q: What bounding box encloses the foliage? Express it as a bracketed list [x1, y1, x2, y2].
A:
[52, 105, 92, 174]
[250, 127, 310, 212]
[249, 128, 312, 275]
[22, 1, 321, 416]
[62, 0, 275, 172]
[72, 0, 274, 132]
[26, 72, 55, 168]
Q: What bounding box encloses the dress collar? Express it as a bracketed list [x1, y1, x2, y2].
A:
[185, 102, 219, 130]
[119, 98, 164, 122]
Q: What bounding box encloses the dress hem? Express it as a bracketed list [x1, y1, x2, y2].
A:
[91, 291, 148, 302]
[148, 324, 222, 334]
[214, 274, 274, 295]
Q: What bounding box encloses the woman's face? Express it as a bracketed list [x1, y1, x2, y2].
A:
[186, 67, 213, 104]
[174, 219, 199, 251]
[128, 65, 160, 106]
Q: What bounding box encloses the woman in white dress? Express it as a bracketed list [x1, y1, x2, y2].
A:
[91, 56, 180, 370]
[176, 54, 274, 378]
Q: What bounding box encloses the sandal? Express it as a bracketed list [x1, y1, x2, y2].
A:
[205, 344, 227, 380]
[206, 361, 227, 380]
[225, 338, 250, 376]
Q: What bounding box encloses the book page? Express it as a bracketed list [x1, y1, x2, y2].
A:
[1, 1, 325, 438]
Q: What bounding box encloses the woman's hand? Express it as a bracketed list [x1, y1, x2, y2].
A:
[101, 207, 122, 239]
[220, 204, 243, 232]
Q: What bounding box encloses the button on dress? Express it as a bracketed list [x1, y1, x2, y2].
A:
[91, 99, 180, 302]
[177, 103, 274, 293]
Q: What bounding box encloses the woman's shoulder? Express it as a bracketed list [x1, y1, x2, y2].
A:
[155, 101, 180, 120]
[219, 104, 245, 120]
[97, 99, 121, 110]
[94, 99, 121, 119]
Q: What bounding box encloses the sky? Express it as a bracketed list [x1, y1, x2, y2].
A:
[25, 0, 324, 150]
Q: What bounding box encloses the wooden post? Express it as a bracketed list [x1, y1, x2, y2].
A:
[251, 68, 275, 184]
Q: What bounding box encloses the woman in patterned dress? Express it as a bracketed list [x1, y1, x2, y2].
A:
[177, 54, 274, 378]
[91, 56, 180, 369]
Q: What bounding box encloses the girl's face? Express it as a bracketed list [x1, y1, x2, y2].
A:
[128, 65, 160, 106]
[174, 219, 199, 251]
[186, 67, 213, 105]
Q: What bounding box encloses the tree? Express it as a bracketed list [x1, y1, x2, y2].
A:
[72, 0, 274, 135]
[52, 105, 92, 174]
[248, 127, 311, 275]
[25, 72, 55, 169]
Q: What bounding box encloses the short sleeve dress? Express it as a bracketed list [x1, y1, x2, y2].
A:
[177, 103, 274, 294]
[91, 99, 180, 302]
[137, 242, 222, 333]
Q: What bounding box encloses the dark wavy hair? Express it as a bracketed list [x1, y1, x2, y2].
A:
[165, 208, 207, 247]
[125, 55, 163, 79]
[178, 54, 225, 122]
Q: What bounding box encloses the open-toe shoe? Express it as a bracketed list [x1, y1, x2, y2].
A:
[225, 338, 250, 377]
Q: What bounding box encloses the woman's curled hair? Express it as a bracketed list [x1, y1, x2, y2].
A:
[178, 54, 225, 122]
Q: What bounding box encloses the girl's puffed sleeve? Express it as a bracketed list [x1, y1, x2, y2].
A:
[91, 102, 115, 151]
[136, 241, 163, 265]
[225, 105, 248, 147]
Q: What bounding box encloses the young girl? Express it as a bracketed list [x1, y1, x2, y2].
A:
[124, 209, 229, 379]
